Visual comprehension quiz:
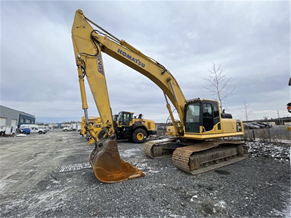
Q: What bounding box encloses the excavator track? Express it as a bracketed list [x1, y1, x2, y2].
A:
[143, 138, 180, 158]
[172, 141, 248, 175]
[144, 138, 248, 174]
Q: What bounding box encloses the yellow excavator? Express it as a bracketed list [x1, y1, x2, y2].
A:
[72, 9, 248, 183]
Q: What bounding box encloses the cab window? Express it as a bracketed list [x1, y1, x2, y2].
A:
[118, 113, 132, 125]
[185, 103, 200, 133]
[202, 102, 218, 131]
[213, 102, 220, 125]
[203, 103, 213, 118]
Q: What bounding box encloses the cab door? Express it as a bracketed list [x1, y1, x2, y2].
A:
[202, 101, 220, 132]
[202, 103, 214, 131]
[123, 113, 131, 126]
[118, 112, 132, 127]
[184, 102, 201, 133]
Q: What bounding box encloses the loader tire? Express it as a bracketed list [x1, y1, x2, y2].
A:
[132, 128, 147, 143]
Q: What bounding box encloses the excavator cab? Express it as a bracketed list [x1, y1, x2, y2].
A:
[184, 99, 221, 133]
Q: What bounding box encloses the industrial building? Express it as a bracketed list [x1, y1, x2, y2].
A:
[0, 105, 35, 128]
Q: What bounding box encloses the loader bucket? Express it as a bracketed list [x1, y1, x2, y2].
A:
[89, 138, 145, 183]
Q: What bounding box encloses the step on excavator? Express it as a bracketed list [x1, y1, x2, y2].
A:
[72, 9, 248, 183]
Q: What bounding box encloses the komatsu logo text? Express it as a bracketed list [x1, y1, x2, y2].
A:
[117, 49, 145, 68]
[97, 55, 104, 75]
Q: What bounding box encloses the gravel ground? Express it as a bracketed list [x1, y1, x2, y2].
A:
[0, 130, 290, 217]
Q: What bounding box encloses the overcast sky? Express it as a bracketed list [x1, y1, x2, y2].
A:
[1, 0, 290, 123]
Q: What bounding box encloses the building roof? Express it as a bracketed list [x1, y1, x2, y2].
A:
[0, 105, 35, 118]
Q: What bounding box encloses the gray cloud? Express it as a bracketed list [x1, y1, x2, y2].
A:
[1, 1, 290, 123]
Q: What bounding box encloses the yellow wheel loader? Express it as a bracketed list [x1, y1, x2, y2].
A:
[113, 111, 156, 143]
[82, 112, 157, 144]
[71, 9, 248, 183]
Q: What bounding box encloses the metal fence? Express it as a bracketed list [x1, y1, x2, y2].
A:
[243, 125, 290, 142]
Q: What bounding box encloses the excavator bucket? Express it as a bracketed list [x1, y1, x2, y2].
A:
[89, 137, 145, 183]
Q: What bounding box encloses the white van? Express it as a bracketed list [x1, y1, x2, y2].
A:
[39, 126, 50, 131]
[20, 124, 47, 134]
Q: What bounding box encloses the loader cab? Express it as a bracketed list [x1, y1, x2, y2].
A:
[184, 99, 221, 133]
[117, 111, 133, 126]
[113, 114, 118, 122]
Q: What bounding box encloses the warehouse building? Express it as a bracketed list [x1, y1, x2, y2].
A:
[0, 105, 35, 128]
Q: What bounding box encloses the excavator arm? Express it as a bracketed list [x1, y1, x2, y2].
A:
[72, 10, 151, 183]
[72, 10, 186, 137]
[72, 14, 113, 136]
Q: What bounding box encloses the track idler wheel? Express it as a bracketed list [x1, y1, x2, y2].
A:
[89, 136, 145, 183]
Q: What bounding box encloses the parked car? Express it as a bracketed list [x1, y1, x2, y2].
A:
[243, 123, 251, 129]
[20, 125, 47, 134]
[252, 122, 265, 128]
[63, 124, 78, 131]
[249, 124, 260, 129]
[63, 126, 73, 131]
[37, 127, 47, 134]
[243, 123, 259, 129]
[40, 126, 50, 131]
[20, 128, 31, 134]
[257, 122, 272, 128]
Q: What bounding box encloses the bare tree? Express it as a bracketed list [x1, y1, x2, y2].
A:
[242, 100, 251, 121]
[204, 63, 235, 110]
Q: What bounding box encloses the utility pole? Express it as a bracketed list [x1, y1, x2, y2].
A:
[264, 116, 271, 142]
[277, 110, 282, 125]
